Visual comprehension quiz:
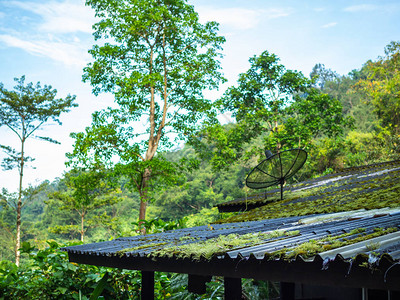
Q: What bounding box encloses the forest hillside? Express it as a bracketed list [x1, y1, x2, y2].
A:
[0, 14, 399, 295]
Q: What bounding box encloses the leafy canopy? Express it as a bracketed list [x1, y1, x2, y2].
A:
[194, 51, 353, 170]
[0, 76, 77, 172]
[82, 0, 225, 145]
[0, 76, 77, 144]
[356, 41, 400, 135]
[69, 0, 226, 221]
[0, 75, 77, 265]
[47, 168, 121, 241]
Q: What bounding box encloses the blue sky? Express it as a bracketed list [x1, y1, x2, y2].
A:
[0, 0, 399, 192]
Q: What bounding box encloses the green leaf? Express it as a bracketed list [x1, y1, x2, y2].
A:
[57, 287, 68, 294]
[89, 272, 109, 300]
[20, 241, 35, 254]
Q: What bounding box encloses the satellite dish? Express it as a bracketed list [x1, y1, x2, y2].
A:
[246, 148, 307, 200]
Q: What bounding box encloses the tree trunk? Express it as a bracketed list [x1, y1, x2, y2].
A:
[15, 198, 22, 266]
[15, 139, 25, 266]
[80, 212, 85, 242]
[138, 200, 148, 235]
[139, 200, 147, 223]
[138, 168, 151, 234]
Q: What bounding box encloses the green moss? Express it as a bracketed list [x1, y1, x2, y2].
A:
[179, 236, 199, 242]
[349, 228, 366, 235]
[365, 242, 380, 251]
[270, 227, 397, 259]
[215, 172, 400, 223]
[117, 242, 168, 257]
[150, 230, 299, 261]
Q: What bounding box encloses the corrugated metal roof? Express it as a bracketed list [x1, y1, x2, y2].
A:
[318, 231, 400, 260]
[62, 210, 400, 263]
[62, 215, 304, 257]
[217, 160, 400, 214]
[216, 160, 400, 223]
[61, 160, 400, 290]
[61, 210, 400, 290]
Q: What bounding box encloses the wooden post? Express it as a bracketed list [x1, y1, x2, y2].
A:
[141, 271, 154, 300]
[280, 282, 295, 300]
[188, 274, 212, 294]
[224, 277, 242, 300]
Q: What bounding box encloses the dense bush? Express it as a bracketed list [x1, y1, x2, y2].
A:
[0, 241, 143, 299]
[0, 238, 278, 299]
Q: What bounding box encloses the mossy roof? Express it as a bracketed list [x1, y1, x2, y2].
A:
[62, 207, 400, 260]
[216, 159, 400, 223]
[62, 160, 400, 289]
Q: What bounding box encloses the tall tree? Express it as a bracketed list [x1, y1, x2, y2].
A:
[195, 51, 352, 170]
[47, 168, 120, 242]
[310, 63, 377, 132]
[70, 0, 225, 224]
[310, 63, 339, 90]
[0, 76, 77, 265]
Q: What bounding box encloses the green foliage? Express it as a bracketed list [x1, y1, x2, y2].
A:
[0, 75, 77, 265]
[0, 241, 143, 299]
[0, 176, 142, 250]
[310, 63, 379, 136]
[302, 128, 399, 178]
[154, 162, 245, 219]
[314, 42, 400, 140]
[0, 75, 77, 179]
[0, 76, 77, 144]
[89, 272, 109, 300]
[1, 240, 279, 299]
[70, 0, 226, 222]
[310, 63, 340, 90]
[275, 88, 354, 149]
[84, 0, 225, 105]
[0, 226, 15, 261]
[356, 41, 400, 135]
[132, 217, 187, 234]
[194, 51, 352, 171]
[1, 183, 59, 261]
[219, 51, 308, 122]
[184, 207, 221, 228]
[1, 37, 400, 299]
[47, 169, 122, 242]
[195, 50, 309, 167]
[167, 275, 279, 300]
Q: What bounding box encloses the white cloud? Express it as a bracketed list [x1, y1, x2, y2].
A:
[322, 22, 337, 28]
[0, 0, 95, 67]
[344, 4, 377, 12]
[262, 8, 292, 19]
[343, 3, 400, 13]
[0, 34, 89, 67]
[197, 7, 292, 30]
[8, 0, 95, 33]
